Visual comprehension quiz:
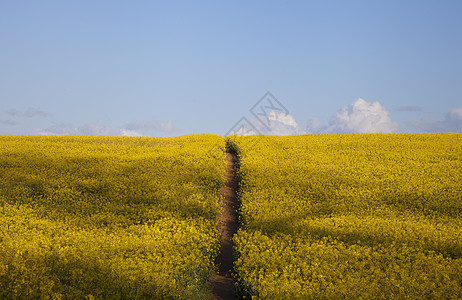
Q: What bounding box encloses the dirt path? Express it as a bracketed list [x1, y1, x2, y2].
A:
[208, 152, 239, 300]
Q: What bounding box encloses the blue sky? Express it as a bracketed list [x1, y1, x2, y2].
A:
[1, 1, 461, 136]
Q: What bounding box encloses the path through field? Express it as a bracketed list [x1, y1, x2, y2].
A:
[208, 152, 239, 300]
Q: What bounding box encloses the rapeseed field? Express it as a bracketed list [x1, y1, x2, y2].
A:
[0, 135, 225, 299]
[1, 134, 461, 299]
[231, 134, 462, 299]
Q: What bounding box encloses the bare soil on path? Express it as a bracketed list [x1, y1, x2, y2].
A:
[208, 152, 239, 300]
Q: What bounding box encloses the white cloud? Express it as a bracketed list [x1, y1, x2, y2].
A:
[36, 119, 176, 137]
[36, 123, 113, 136]
[226, 112, 304, 136]
[254, 110, 304, 135]
[305, 117, 325, 134]
[447, 108, 462, 129]
[8, 108, 52, 118]
[79, 123, 113, 135]
[36, 123, 78, 135]
[267, 110, 298, 127]
[231, 127, 257, 136]
[410, 107, 462, 133]
[120, 129, 143, 137]
[307, 98, 398, 134]
[123, 119, 177, 133]
[226, 117, 258, 136]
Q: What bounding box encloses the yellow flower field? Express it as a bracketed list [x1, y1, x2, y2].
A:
[2, 133, 461, 299]
[231, 134, 462, 299]
[0, 135, 225, 299]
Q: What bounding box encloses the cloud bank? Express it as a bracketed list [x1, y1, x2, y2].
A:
[254, 110, 304, 135]
[228, 98, 397, 136]
[228, 111, 304, 136]
[410, 108, 462, 133]
[36, 123, 113, 136]
[121, 120, 177, 135]
[307, 98, 398, 134]
[36, 119, 177, 137]
[8, 100, 460, 136]
[120, 129, 143, 137]
[8, 108, 53, 118]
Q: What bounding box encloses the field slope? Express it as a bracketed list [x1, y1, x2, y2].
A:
[232, 134, 462, 299]
[0, 135, 225, 299]
[2, 133, 462, 299]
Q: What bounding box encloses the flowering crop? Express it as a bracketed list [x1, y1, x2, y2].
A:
[0, 135, 225, 299]
[231, 134, 462, 299]
[3, 133, 461, 298]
